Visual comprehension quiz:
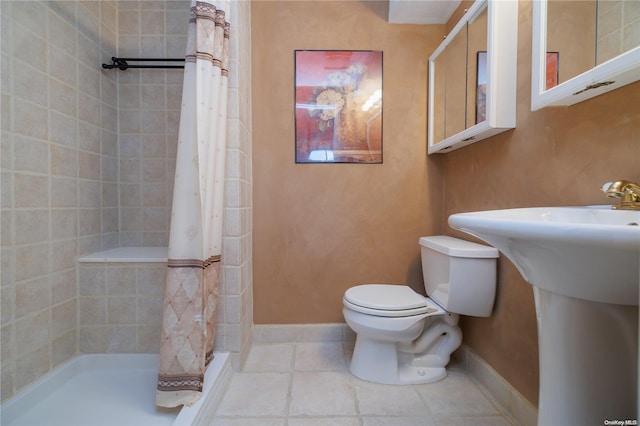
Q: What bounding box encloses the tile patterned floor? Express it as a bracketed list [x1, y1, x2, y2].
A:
[208, 342, 519, 425]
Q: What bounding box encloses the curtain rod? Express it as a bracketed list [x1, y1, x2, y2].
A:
[102, 57, 185, 70]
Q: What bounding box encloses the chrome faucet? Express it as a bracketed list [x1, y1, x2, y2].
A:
[602, 180, 640, 210]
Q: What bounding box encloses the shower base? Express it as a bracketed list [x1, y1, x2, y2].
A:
[1, 353, 231, 426]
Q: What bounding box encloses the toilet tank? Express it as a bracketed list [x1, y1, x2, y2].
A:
[419, 236, 499, 317]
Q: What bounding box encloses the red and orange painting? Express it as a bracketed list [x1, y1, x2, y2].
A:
[546, 52, 559, 90]
[295, 50, 383, 163]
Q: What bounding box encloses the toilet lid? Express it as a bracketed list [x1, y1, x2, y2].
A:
[344, 284, 428, 311]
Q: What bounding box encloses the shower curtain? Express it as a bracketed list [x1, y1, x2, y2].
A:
[156, 0, 230, 408]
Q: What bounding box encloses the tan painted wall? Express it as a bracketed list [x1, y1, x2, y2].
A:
[251, 1, 445, 324]
[444, 1, 640, 406]
[251, 0, 640, 408]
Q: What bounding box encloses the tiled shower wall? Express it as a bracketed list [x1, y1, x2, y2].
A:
[1, 0, 119, 400]
[116, 0, 189, 248]
[218, 0, 253, 369]
[77, 261, 166, 353]
[1, 0, 252, 401]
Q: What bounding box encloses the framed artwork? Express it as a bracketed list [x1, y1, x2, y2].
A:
[546, 52, 560, 90]
[476, 51, 488, 124]
[294, 50, 383, 163]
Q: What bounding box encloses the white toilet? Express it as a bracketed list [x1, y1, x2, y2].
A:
[342, 235, 498, 385]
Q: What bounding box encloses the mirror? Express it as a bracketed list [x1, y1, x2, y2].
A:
[531, 0, 640, 110]
[428, 0, 518, 154]
[432, 19, 469, 143]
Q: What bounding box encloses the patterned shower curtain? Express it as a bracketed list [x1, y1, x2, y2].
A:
[156, 0, 230, 408]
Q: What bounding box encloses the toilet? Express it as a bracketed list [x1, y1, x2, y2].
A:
[342, 235, 498, 385]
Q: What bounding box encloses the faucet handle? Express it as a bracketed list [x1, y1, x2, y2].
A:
[603, 180, 640, 210]
[602, 181, 625, 198]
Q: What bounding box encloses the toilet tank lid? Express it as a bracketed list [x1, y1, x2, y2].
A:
[419, 236, 498, 258]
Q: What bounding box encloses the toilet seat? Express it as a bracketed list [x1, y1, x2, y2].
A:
[344, 284, 441, 317]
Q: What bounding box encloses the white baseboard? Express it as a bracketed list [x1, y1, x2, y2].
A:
[253, 323, 354, 343]
[455, 344, 538, 426]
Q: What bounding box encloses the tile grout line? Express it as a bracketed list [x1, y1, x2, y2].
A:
[283, 343, 296, 425]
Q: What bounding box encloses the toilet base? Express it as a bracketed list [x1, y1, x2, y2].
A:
[349, 336, 448, 385]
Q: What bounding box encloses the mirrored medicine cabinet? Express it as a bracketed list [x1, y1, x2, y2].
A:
[428, 0, 518, 154]
[531, 0, 640, 110]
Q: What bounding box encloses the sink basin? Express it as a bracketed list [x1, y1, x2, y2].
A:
[449, 206, 639, 425]
[448, 205, 640, 305]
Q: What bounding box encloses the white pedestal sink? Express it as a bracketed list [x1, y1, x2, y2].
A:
[449, 206, 639, 426]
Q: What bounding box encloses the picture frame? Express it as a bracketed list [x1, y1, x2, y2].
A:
[294, 50, 383, 163]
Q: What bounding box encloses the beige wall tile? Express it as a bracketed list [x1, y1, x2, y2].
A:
[13, 64, 47, 106]
[79, 266, 106, 296]
[78, 208, 101, 237]
[107, 325, 136, 352]
[13, 98, 48, 140]
[80, 296, 107, 325]
[51, 209, 77, 240]
[50, 177, 77, 208]
[142, 183, 166, 206]
[2, 362, 16, 401]
[14, 209, 49, 245]
[14, 345, 49, 391]
[51, 330, 77, 367]
[137, 324, 161, 353]
[77, 180, 101, 208]
[142, 207, 166, 231]
[120, 183, 141, 207]
[12, 27, 47, 71]
[51, 144, 79, 177]
[49, 111, 78, 147]
[137, 265, 165, 295]
[78, 151, 101, 180]
[141, 158, 166, 182]
[108, 297, 136, 324]
[1, 286, 14, 326]
[14, 137, 49, 174]
[51, 269, 76, 304]
[77, 64, 101, 99]
[51, 299, 77, 338]
[15, 310, 50, 355]
[15, 276, 51, 318]
[78, 93, 101, 127]
[50, 239, 76, 272]
[15, 243, 49, 282]
[106, 266, 136, 295]
[48, 9, 77, 56]
[49, 78, 77, 117]
[77, 122, 101, 153]
[136, 296, 163, 323]
[79, 326, 108, 353]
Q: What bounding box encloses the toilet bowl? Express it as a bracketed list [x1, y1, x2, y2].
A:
[342, 236, 498, 385]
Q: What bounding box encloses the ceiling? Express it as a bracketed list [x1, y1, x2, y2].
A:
[387, 0, 462, 24]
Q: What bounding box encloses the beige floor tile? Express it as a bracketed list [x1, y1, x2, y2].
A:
[294, 342, 348, 371]
[432, 415, 515, 426]
[355, 379, 430, 416]
[216, 372, 290, 417]
[210, 418, 286, 426]
[211, 340, 518, 425]
[416, 371, 500, 417]
[361, 416, 436, 425]
[243, 343, 294, 372]
[289, 371, 357, 416]
[288, 417, 361, 426]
